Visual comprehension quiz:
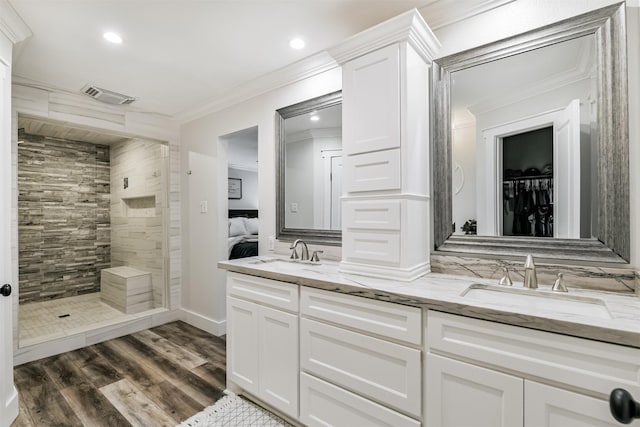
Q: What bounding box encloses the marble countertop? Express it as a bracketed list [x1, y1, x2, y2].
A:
[218, 256, 640, 349]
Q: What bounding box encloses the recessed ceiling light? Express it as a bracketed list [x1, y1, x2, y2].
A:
[310, 115, 320, 122]
[103, 32, 123, 44]
[289, 38, 305, 49]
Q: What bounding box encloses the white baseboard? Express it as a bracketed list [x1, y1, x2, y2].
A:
[3, 387, 19, 426]
[180, 308, 227, 336]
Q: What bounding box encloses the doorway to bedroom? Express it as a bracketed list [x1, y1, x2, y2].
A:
[225, 127, 259, 260]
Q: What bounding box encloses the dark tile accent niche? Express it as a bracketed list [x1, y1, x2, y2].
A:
[18, 133, 111, 303]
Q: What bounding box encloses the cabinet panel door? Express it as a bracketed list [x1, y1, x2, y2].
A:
[300, 318, 421, 417]
[227, 297, 259, 395]
[525, 380, 638, 426]
[300, 373, 420, 427]
[426, 353, 523, 427]
[343, 44, 400, 155]
[259, 306, 299, 419]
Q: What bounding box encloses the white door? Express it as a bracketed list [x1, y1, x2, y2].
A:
[525, 380, 634, 426]
[1, 61, 19, 425]
[553, 99, 581, 238]
[330, 154, 342, 230]
[259, 305, 299, 418]
[426, 353, 524, 427]
[227, 297, 259, 395]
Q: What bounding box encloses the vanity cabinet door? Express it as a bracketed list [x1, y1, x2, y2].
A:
[525, 381, 635, 426]
[227, 296, 260, 395]
[342, 44, 400, 156]
[259, 305, 299, 419]
[426, 353, 524, 427]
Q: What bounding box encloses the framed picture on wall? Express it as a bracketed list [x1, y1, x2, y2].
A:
[228, 178, 242, 199]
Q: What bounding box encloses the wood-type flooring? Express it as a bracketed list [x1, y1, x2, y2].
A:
[11, 321, 226, 427]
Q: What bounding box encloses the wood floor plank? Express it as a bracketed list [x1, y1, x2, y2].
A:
[92, 340, 164, 390]
[41, 353, 86, 389]
[13, 361, 48, 391]
[131, 329, 207, 370]
[18, 375, 84, 427]
[59, 382, 130, 427]
[111, 334, 224, 407]
[100, 379, 176, 427]
[10, 396, 36, 427]
[63, 346, 123, 389]
[191, 362, 226, 391]
[143, 380, 205, 423]
[151, 322, 226, 365]
[13, 321, 228, 426]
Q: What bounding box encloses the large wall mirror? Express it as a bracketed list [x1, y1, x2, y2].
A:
[432, 3, 629, 263]
[276, 91, 342, 245]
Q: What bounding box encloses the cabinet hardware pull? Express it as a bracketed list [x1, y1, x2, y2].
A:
[0, 284, 11, 297]
[610, 388, 640, 424]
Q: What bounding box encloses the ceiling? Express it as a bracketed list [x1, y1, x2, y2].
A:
[9, 0, 514, 121]
[451, 35, 594, 124]
[9, 0, 429, 118]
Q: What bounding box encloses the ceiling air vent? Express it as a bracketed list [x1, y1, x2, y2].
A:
[81, 84, 136, 105]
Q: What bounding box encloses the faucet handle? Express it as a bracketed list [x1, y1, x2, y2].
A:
[552, 273, 568, 292]
[290, 246, 299, 260]
[310, 250, 323, 263]
[498, 267, 513, 286]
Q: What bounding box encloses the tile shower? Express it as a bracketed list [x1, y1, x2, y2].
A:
[17, 131, 168, 344]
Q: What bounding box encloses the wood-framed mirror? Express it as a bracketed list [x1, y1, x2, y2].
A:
[276, 91, 342, 245]
[431, 3, 629, 263]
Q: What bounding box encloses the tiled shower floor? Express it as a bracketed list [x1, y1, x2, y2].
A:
[18, 293, 129, 345]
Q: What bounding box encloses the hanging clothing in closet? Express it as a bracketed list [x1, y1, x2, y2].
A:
[503, 177, 553, 237]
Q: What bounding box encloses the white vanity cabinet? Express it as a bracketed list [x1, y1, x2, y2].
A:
[226, 272, 299, 419]
[299, 286, 423, 426]
[426, 310, 640, 427]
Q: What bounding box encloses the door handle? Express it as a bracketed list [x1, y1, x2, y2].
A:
[610, 388, 640, 424]
[0, 284, 11, 297]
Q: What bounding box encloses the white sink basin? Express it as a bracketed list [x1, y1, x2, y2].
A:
[461, 284, 612, 319]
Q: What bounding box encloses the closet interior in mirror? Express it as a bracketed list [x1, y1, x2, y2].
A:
[451, 35, 596, 240]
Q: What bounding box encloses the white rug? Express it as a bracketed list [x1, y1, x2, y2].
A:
[177, 394, 293, 427]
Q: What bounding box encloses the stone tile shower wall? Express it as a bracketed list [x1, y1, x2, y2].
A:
[18, 134, 110, 303]
[110, 139, 167, 308]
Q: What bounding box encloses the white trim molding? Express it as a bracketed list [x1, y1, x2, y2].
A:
[0, 0, 31, 44]
[180, 308, 227, 337]
[328, 9, 441, 66]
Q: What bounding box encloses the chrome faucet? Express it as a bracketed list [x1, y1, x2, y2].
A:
[290, 239, 309, 261]
[523, 254, 538, 289]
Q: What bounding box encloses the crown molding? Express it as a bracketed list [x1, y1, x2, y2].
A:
[176, 51, 338, 124]
[467, 64, 593, 117]
[328, 8, 441, 65]
[418, 0, 517, 31]
[0, 0, 31, 44]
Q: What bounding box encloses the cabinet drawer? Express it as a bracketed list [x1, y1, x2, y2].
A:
[227, 272, 298, 312]
[427, 310, 640, 398]
[300, 372, 420, 427]
[301, 286, 421, 345]
[344, 149, 401, 193]
[300, 318, 421, 417]
[343, 199, 401, 230]
[343, 229, 400, 264]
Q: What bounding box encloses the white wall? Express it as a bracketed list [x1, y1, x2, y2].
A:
[180, 68, 341, 331]
[437, 0, 639, 268]
[228, 167, 258, 210]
